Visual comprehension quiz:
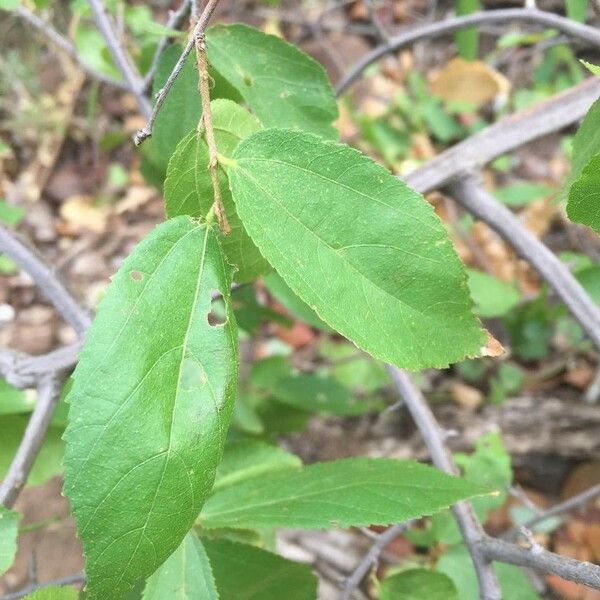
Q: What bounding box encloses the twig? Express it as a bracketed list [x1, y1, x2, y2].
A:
[336, 8, 600, 94]
[447, 176, 600, 351]
[404, 77, 600, 195]
[196, 32, 230, 234]
[142, 0, 193, 93]
[134, 0, 221, 146]
[85, 0, 151, 118]
[341, 521, 414, 599]
[0, 342, 82, 390]
[477, 536, 600, 589]
[385, 366, 502, 600]
[507, 483, 600, 539]
[13, 5, 128, 90]
[0, 373, 65, 509]
[584, 365, 600, 403]
[364, 0, 390, 42]
[0, 225, 91, 336]
[0, 573, 85, 600]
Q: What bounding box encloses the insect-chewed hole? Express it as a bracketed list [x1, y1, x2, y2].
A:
[130, 271, 143, 281]
[207, 290, 227, 326]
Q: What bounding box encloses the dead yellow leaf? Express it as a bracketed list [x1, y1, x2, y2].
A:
[60, 196, 108, 234]
[429, 58, 510, 107]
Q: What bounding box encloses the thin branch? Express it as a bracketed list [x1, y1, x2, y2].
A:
[507, 483, 600, 539]
[364, 0, 390, 42]
[477, 536, 600, 590]
[13, 5, 128, 90]
[404, 77, 600, 195]
[0, 573, 85, 600]
[0, 225, 91, 336]
[86, 0, 151, 118]
[0, 373, 65, 508]
[336, 8, 600, 95]
[341, 521, 415, 599]
[447, 176, 600, 351]
[134, 0, 221, 146]
[196, 32, 230, 234]
[142, 0, 193, 93]
[386, 366, 502, 600]
[0, 342, 81, 390]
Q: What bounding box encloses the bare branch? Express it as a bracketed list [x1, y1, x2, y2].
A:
[134, 0, 221, 146]
[0, 572, 85, 600]
[0, 225, 91, 336]
[86, 0, 151, 118]
[404, 77, 600, 195]
[13, 5, 128, 90]
[336, 8, 600, 95]
[341, 521, 415, 599]
[196, 32, 230, 234]
[142, 0, 193, 93]
[508, 483, 600, 539]
[386, 366, 502, 600]
[447, 176, 600, 351]
[478, 536, 600, 590]
[0, 373, 65, 508]
[0, 342, 81, 390]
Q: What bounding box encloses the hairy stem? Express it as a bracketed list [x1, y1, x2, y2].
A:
[196, 32, 230, 234]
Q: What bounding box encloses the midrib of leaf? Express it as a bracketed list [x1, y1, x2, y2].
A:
[235, 162, 470, 331]
[116, 224, 211, 584]
[204, 473, 473, 521]
[80, 223, 211, 585]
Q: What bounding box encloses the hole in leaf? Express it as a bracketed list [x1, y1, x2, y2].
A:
[208, 290, 227, 326]
[130, 271, 143, 281]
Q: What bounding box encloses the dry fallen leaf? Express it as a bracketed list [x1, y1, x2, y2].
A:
[450, 381, 483, 410]
[430, 58, 510, 107]
[60, 195, 108, 234]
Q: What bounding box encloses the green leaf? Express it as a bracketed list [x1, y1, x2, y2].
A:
[200, 457, 489, 530]
[455, 0, 481, 60]
[164, 100, 270, 282]
[74, 27, 121, 80]
[264, 272, 330, 330]
[206, 24, 338, 139]
[0, 0, 19, 11]
[582, 60, 600, 77]
[272, 373, 378, 415]
[0, 379, 35, 415]
[203, 538, 318, 600]
[567, 152, 600, 234]
[575, 263, 600, 303]
[568, 98, 600, 194]
[0, 200, 25, 227]
[143, 533, 218, 600]
[467, 270, 521, 318]
[214, 440, 301, 491]
[380, 568, 458, 600]
[493, 182, 554, 207]
[0, 507, 19, 576]
[432, 433, 512, 544]
[141, 45, 201, 179]
[566, 0, 587, 22]
[0, 416, 64, 485]
[437, 545, 539, 600]
[24, 587, 78, 600]
[63, 217, 238, 599]
[228, 129, 485, 370]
